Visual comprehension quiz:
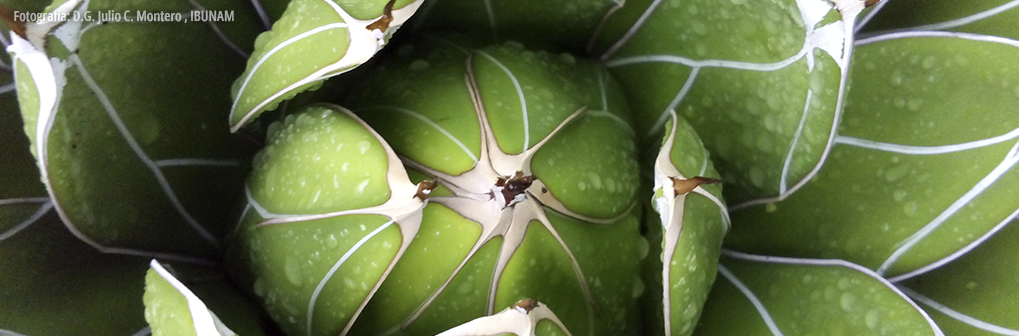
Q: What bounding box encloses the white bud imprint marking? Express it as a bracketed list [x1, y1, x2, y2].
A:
[149, 260, 237, 336]
[252, 105, 429, 336]
[230, 0, 425, 131]
[436, 299, 574, 336]
[7, 4, 233, 265]
[653, 110, 729, 336]
[722, 250, 946, 336]
[602, 0, 862, 209]
[387, 54, 639, 333]
[899, 286, 1019, 336]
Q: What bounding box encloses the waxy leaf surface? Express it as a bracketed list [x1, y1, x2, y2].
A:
[725, 32, 1019, 277]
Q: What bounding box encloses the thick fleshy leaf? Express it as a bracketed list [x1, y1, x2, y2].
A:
[724, 32, 1019, 277]
[345, 41, 644, 336]
[10, 0, 258, 262]
[436, 299, 572, 336]
[1, 54, 151, 336]
[592, 0, 865, 204]
[228, 0, 425, 131]
[145, 260, 238, 336]
[406, 0, 621, 53]
[228, 104, 433, 336]
[897, 220, 1019, 335]
[857, 0, 1019, 40]
[644, 113, 728, 336]
[229, 41, 646, 336]
[693, 252, 943, 336]
[1, 112, 150, 334]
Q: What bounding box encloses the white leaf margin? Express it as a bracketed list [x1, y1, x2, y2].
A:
[228, 0, 426, 132]
[720, 250, 946, 336]
[435, 300, 573, 336]
[149, 260, 237, 336]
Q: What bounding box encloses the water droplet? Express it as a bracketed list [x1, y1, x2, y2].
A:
[284, 257, 304, 287]
[588, 173, 603, 189]
[884, 164, 908, 182]
[893, 190, 907, 202]
[558, 53, 576, 64]
[326, 234, 338, 249]
[253, 276, 266, 297]
[358, 140, 371, 154]
[409, 59, 430, 71]
[356, 179, 370, 194]
[636, 237, 649, 259]
[631, 277, 645, 298]
[906, 98, 923, 111]
[864, 309, 880, 329]
[921, 56, 937, 69]
[903, 201, 919, 217]
[839, 292, 856, 311]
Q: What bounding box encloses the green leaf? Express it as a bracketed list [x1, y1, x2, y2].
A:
[592, 0, 864, 204]
[724, 33, 1019, 277]
[693, 252, 943, 336]
[406, 0, 622, 53]
[10, 0, 258, 262]
[1, 110, 151, 334]
[897, 220, 1019, 335]
[230, 41, 646, 336]
[857, 0, 1019, 40]
[644, 113, 728, 336]
[145, 260, 237, 336]
[435, 299, 572, 336]
[228, 0, 425, 131]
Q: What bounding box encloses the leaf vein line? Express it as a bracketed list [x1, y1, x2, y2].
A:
[900, 286, 1019, 336]
[717, 264, 787, 336]
[71, 55, 218, 247]
[307, 220, 395, 336]
[360, 106, 479, 163]
[877, 140, 1019, 275]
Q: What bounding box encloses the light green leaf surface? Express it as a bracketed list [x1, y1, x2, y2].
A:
[897, 220, 1019, 335]
[228, 0, 425, 131]
[644, 114, 728, 336]
[435, 300, 571, 336]
[857, 0, 1019, 40]
[407, 0, 622, 54]
[592, 0, 863, 204]
[725, 32, 1019, 277]
[693, 252, 943, 336]
[10, 0, 258, 263]
[145, 260, 237, 336]
[231, 41, 646, 336]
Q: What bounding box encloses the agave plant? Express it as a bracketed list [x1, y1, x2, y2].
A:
[1, 0, 1017, 335]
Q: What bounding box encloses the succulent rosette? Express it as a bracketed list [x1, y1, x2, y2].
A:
[227, 40, 648, 336]
[1, 0, 1018, 335]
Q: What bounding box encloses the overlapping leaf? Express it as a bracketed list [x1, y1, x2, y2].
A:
[145, 260, 273, 336]
[1, 104, 151, 335]
[898, 220, 1019, 335]
[591, 0, 865, 204]
[10, 0, 259, 263]
[228, 0, 425, 130]
[644, 113, 728, 336]
[725, 8, 1019, 278]
[229, 41, 646, 336]
[693, 252, 944, 335]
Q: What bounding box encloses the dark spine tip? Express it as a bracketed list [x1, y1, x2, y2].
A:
[414, 179, 439, 200]
[0, 4, 28, 39]
[366, 0, 398, 32]
[513, 298, 538, 312]
[670, 176, 722, 195]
